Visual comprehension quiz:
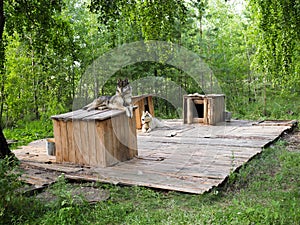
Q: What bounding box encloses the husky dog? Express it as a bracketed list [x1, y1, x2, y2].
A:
[141, 111, 165, 133]
[83, 78, 133, 118]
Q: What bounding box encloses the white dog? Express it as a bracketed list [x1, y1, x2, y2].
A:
[141, 111, 165, 133]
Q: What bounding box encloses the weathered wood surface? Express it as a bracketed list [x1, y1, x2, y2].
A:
[183, 94, 225, 125]
[14, 120, 297, 194]
[51, 109, 125, 121]
[52, 109, 138, 167]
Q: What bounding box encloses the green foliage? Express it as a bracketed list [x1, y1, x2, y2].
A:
[0, 157, 44, 224]
[0, 157, 21, 208]
[1, 0, 299, 126]
[35, 175, 89, 225]
[248, 0, 300, 96]
[1, 0, 82, 126]
[3, 119, 53, 148]
[89, 0, 187, 42]
[50, 175, 87, 208]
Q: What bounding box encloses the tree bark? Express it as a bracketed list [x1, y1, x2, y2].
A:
[0, 126, 12, 159]
[0, 0, 5, 125]
[0, 0, 12, 158]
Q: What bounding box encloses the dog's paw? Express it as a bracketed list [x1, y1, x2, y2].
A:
[125, 107, 133, 118]
[125, 109, 131, 118]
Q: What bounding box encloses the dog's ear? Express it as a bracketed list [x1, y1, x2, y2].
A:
[142, 111, 145, 116]
[124, 78, 129, 85]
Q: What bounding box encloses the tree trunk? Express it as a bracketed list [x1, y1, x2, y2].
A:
[0, 126, 12, 159]
[0, 0, 13, 158]
[0, 0, 5, 125]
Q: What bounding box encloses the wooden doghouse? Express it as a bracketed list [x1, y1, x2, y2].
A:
[51, 109, 137, 167]
[183, 94, 225, 125]
[132, 95, 155, 129]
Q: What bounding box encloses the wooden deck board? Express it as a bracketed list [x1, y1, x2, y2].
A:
[14, 119, 296, 194]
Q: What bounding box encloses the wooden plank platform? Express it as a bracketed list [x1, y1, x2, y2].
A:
[14, 120, 297, 194]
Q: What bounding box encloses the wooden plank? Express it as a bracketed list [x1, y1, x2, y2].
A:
[51, 109, 85, 121]
[21, 174, 55, 188]
[80, 120, 90, 165]
[187, 98, 193, 124]
[204, 98, 208, 124]
[112, 113, 130, 162]
[193, 99, 204, 105]
[52, 120, 63, 163]
[95, 121, 105, 166]
[73, 120, 81, 164]
[64, 173, 213, 194]
[132, 94, 152, 103]
[209, 97, 216, 125]
[214, 95, 225, 123]
[92, 165, 219, 193]
[110, 165, 228, 182]
[148, 96, 155, 117]
[83, 109, 124, 121]
[71, 110, 104, 120]
[193, 118, 204, 123]
[137, 145, 262, 164]
[207, 98, 212, 125]
[102, 119, 119, 166]
[66, 121, 75, 163]
[134, 99, 144, 129]
[73, 120, 89, 165]
[183, 96, 187, 123]
[21, 161, 84, 173]
[61, 121, 69, 163]
[129, 115, 138, 158]
[137, 135, 268, 148]
[87, 120, 97, 166]
[253, 120, 298, 127]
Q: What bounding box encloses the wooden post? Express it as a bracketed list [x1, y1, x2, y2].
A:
[183, 96, 187, 124]
[134, 100, 144, 129]
[52, 120, 63, 162]
[187, 98, 193, 124]
[204, 98, 208, 124]
[148, 96, 155, 117]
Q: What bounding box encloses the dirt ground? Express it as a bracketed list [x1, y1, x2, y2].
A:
[285, 129, 300, 152]
[35, 183, 110, 205]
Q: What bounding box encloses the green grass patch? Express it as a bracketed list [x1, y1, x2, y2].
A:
[3, 119, 53, 149]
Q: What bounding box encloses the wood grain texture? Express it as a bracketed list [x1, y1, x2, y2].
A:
[51, 109, 138, 167]
[16, 119, 296, 194]
[183, 94, 225, 125]
[52, 120, 63, 162]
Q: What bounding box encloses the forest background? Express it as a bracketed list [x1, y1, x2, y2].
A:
[0, 0, 299, 144]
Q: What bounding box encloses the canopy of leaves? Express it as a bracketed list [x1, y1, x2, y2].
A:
[0, 0, 299, 130]
[249, 0, 300, 95]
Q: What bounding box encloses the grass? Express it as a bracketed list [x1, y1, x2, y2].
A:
[1, 135, 300, 224]
[3, 118, 53, 149]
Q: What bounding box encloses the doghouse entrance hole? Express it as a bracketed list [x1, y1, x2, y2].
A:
[144, 97, 150, 112]
[194, 103, 204, 118]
